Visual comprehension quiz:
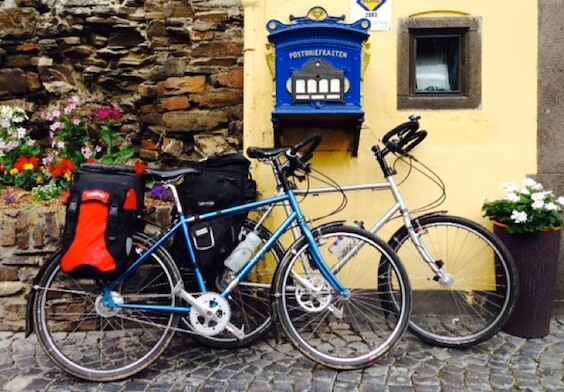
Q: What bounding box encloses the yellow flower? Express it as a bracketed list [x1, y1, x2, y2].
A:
[36, 176, 44, 184]
[23, 163, 34, 171]
[9, 168, 18, 176]
[63, 171, 72, 182]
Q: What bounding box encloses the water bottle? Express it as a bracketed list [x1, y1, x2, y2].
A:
[329, 222, 362, 258]
[224, 231, 262, 273]
[329, 235, 355, 259]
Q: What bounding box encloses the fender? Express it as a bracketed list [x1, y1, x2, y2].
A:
[410, 211, 448, 224]
[25, 249, 60, 337]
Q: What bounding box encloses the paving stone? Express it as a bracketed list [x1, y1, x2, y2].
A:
[0, 319, 563, 391]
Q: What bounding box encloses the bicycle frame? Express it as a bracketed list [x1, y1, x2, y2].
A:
[102, 184, 350, 324]
[293, 174, 446, 279]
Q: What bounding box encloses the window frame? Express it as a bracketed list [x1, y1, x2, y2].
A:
[398, 17, 481, 110]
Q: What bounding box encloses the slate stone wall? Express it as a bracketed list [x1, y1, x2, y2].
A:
[0, 0, 244, 161]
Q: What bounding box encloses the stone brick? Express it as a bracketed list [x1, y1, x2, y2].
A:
[0, 282, 25, 297]
[0, 266, 18, 281]
[163, 57, 186, 76]
[154, 206, 172, 226]
[0, 69, 30, 96]
[1, 219, 17, 247]
[161, 96, 190, 111]
[3, 55, 34, 68]
[0, 8, 39, 38]
[31, 223, 44, 249]
[190, 89, 242, 108]
[192, 42, 243, 58]
[15, 43, 37, 52]
[163, 1, 195, 18]
[190, 31, 214, 41]
[194, 134, 234, 156]
[38, 65, 77, 95]
[107, 30, 144, 47]
[147, 20, 166, 36]
[161, 137, 184, 155]
[138, 82, 157, 99]
[43, 211, 61, 243]
[217, 68, 243, 88]
[162, 110, 227, 131]
[16, 211, 30, 250]
[139, 149, 161, 160]
[144, 0, 163, 13]
[197, 12, 229, 24]
[163, 75, 206, 95]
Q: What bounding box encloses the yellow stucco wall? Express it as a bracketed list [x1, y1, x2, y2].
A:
[242, 0, 537, 240]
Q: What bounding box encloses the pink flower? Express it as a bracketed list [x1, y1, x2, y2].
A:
[110, 105, 123, 121]
[95, 107, 111, 121]
[72, 117, 80, 125]
[50, 121, 64, 131]
[42, 155, 54, 166]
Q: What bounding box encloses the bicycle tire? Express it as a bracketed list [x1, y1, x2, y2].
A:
[181, 220, 285, 348]
[273, 225, 411, 370]
[32, 233, 181, 382]
[384, 214, 518, 348]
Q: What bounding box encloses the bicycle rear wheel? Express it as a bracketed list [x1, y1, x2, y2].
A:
[32, 234, 181, 382]
[385, 214, 518, 348]
[181, 220, 285, 348]
[273, 225, 411, 370]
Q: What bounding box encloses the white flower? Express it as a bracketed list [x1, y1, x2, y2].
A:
[501, 182, 519, 192]
[522, 178, 537, 187]
[558, 196, 564, 206]
[510, 210, 528, 223]
[532, 200, 544, 210]
[56, 141, 65, 149]
[531, 191, 551, 202]
[15, 127, 27, 139]
[520, 188, 530, 195]
[531, 183, 544, 191]
[0, 119, 10, 128]
[545, 202, 560, 211]
[0, 106, 13, 120]
[506, 192, 520, 202]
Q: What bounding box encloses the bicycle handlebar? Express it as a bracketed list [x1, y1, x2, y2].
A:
[380, 116, 427, 156]
[289, 134, 322, 158]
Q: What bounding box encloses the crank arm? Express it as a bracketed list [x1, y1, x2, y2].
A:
[328, 304, 343, 318]
[225, 323, 246, 340]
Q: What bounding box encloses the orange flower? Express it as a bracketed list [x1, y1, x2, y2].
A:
[14, 156, 39, 172]
[134, 161, 146, 175]
[49, 158, 75, 178]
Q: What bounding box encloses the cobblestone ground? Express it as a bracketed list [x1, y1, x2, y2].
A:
[1, 317, 563, 392]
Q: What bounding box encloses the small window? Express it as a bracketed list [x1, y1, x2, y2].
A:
[398, 17, 481, 110]
[414, 34, 461, 93]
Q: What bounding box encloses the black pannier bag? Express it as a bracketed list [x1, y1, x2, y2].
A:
[60, 165, 145, 279]
[171, 154, 257, 279]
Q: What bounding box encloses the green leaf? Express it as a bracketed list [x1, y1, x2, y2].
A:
[114, 148, 136, 162]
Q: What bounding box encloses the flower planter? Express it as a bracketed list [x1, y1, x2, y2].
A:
[493, 222, 562, 338]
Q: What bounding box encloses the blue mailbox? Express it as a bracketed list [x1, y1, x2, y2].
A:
[266, 7, 370, 155]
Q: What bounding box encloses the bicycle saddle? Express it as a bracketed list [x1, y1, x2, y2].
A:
[246, 146, 288, 159]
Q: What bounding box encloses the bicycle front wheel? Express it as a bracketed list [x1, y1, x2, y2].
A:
[386, 214, 518, 348]
[273, 225, 411, 370]
[32, 234, 181, 382]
